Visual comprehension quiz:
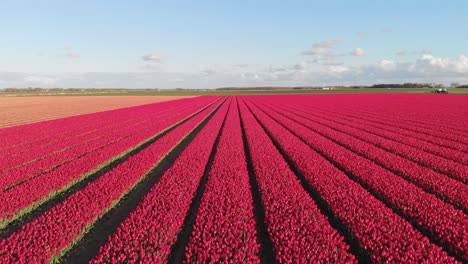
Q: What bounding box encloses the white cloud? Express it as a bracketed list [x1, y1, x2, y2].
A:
[24, 76, 59, 85]
[292, 62, 308, 71]
[302, 39, 344, 66]
[329, 65, 349, 73]
[313, 39, 339, 48]
[1, 53, 468, 89]
[142, 54, 161, 62]
[302, 39, 339, 56]
[378, 60, 397, 71]
[351, 48, 366, 57]
[414, 54, 468, 73]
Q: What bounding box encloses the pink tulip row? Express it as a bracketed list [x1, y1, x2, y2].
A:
[0, 102, 200, 168]
[238, 99, 356, 263]
[183, 98, 260, 263]
[0, 99, 219, 226]
[274, 95, 468, 150]
[336, 104, 468, 144]
[90, 98, 231, 264]
[343, 101, 468, 133]
[0, 96, 204, 151]
[249, 99, 468, 261]
[0, 102, 201, 190]
[244, 99, 459, 263]
[306, 101, 468, 147]
[0, 100, 204, 169]
[255, 97, 467, 182]
[320, 94, 468, 132]
[288, 104, 468, 163]
[286, 105, 468, 183]
[0, 100, 220, 263]
[267, 103, 468, 210]
[323, 105, 468, 151]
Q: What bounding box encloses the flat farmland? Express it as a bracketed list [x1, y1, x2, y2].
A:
[0, 94, 466, 263]
[0, 96, 193, 128]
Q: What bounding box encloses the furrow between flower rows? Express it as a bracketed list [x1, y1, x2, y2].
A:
[0, 98, 221, 263]
[183, 98, 260, 263]
[250, 98, 468, 261]
[244, 98, 459, 263]
[238, 99, 357, 263]
[266, 102, 468, 210]
[0, 101, 196, 170]
[0, 97, 220, 228]
[90, 97, 231, 264]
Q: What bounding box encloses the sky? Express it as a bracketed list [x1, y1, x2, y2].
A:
[1, 0, 467, 89]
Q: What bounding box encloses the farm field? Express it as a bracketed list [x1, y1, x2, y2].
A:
[0, 94, 467, 263]
[0, 96, 193, 128]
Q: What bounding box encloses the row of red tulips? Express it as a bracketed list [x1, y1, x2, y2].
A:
[0, 96, 204, 151]
[338, 98, 468, 133]
[238, 99, 356, 263]
[290, 106, 468, 182]
[91, 98, 231, 263]
[249, 98, 468, 261]
[325, 104, 468, 151]
[335, 103, 468, 144]
[268, 102, 468, 210]
[183, 98, 260, 263]
[322, 94, 468, 131]
[0, 98, 219, 227]
[0, 102, 200, 190]
[280, 95, 468, 150]
[0, 100, 220, 263]
[289, 103, 468, 163]
[0, 101, 196, 170]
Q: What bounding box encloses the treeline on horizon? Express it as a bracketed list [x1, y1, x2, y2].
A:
[1, 83, 468, 92]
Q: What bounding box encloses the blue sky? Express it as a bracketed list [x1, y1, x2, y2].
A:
[1, 0, 467, 88]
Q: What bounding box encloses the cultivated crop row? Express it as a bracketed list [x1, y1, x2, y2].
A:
[281, 95, 468, 151]
[266, 102, 468, 210]
[0, 99, 202, 168]
[91, 98, 231, 263]
[247, 98, 468, 261]
[183, 98, 259, 263]
[0, 97, 204, 151]
[238, 99, 356, 263]
[0, 99, 222, 263]
[0, 98, 219, 228]
[243, 98, 458, 263]
[285, 103, 468, 163]
[0, 94, 466, 263]
[0, 101, 200, 187]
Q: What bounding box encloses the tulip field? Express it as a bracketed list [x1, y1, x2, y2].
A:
[0, 94, 466, 263]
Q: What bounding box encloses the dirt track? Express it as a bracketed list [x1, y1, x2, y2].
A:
[0, 96, 193, 128]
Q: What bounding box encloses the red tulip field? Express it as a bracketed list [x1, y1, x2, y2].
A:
[0, 94, 466, 263]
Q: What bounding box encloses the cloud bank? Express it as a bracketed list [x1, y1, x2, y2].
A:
[1, 52, 467, 88]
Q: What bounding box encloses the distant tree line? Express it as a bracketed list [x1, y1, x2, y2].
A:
[2, 83, 468, 93]
[370, 83, 431, 88]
